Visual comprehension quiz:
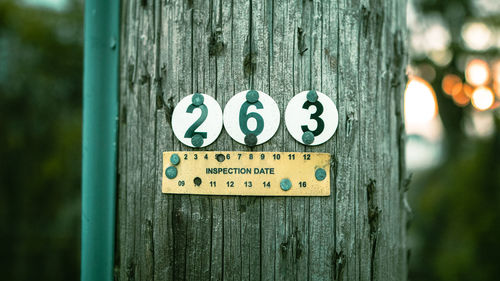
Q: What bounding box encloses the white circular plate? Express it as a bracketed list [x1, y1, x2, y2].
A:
[223, 90, 280, 146]
[171, 94, 223, 148]
[285, 90, 338, 146]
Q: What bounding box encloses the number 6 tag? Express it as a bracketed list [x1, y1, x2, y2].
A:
[285, 90, 338, 146]
[223, 90, 280, 146]
[172, 93, 223, 148]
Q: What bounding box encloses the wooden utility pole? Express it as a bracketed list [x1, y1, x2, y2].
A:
[116, 0, 409, 280]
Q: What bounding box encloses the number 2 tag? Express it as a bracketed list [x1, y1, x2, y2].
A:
[223, 90, 280, 146]
[285, 90, 338, 146]
[171, 93, 223, 148]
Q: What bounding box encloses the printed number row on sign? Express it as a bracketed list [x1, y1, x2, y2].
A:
[177, 181, 308, 188]
[171, 90, 339, 148]
[180, 153, 312, 161]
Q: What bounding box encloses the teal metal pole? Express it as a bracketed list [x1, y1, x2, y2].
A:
[81, 0, 120, 280]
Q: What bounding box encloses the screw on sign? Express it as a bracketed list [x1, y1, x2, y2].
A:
[170, 153, 180, 165]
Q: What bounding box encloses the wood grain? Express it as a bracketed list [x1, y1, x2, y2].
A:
[116, 0, 409, 280]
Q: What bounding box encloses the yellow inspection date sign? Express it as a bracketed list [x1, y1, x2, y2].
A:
[162, 151, 330, 196]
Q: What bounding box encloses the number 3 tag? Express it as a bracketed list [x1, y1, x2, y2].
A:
[285, 90, 338, 146]
[223, 90, 280, 146]
[172, 93, 223, 148]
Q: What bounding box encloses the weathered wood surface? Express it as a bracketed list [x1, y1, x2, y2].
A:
[116, 0, 409, 280]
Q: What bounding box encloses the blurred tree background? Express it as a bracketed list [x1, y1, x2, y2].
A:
[0, 0, 83, 280]
[407, 0, 500, 281]
[0, 0, 499, 280]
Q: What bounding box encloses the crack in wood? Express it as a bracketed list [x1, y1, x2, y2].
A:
[333, 250, 345, 280]
[297, 27, 308, 55]
[208, 27, 224, 56]
[126, 258, 135, 281]
[367, 179, 380, 281]
[127, 62, 135, 91]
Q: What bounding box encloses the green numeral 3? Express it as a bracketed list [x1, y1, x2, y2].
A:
[301, 100, 324, 136]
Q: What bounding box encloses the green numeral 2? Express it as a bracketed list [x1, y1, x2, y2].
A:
[185, 104, 208, 138]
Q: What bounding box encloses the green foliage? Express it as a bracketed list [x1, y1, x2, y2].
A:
[409, 126, 500, 281]
[0, 1, 83, 280]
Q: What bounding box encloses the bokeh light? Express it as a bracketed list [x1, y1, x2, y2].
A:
[462, 83, 474, 98]
[465, 59, 490, 86]
[494, 82, 500, 99]
[415, 63, 436, 82]
[429, 49, 453, 67]
[462, 22, 494, 51]
[442, 74, 462, 95]
[471, 86, 494, 111]
[492, 60, 500, 98]
[492, 60, 500, 82]
[404, 77, 438, 125]
[452, 85, 471, 107]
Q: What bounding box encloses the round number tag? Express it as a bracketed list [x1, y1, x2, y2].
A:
[285, 90, 338, 146]
[171, 93, 223, 148]
[223, 90, 280, 146]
